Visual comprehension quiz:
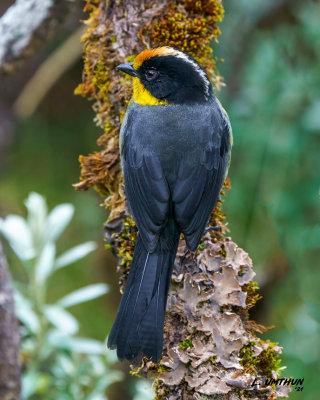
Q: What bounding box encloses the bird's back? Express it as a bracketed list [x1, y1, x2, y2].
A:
[120, 97, 229, 191]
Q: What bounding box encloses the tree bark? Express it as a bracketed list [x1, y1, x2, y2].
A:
[0, 0, 72, 74]
[0, 241, 21, 400]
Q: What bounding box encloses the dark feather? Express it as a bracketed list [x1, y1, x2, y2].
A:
[109, 96, 232, 361]
[108, 223, 179, 362]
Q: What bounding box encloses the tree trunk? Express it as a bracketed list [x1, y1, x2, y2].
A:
[0, 241, 21, 400]
[75, 1, 290, 398]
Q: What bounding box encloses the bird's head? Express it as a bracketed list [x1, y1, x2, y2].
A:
[116, 47, 213, 106]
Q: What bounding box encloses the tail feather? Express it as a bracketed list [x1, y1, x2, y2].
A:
[136, 252, 170, 360]
[107, 221, 179, 362]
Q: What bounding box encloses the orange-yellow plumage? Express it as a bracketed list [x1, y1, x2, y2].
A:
[133, 47, 178, 70]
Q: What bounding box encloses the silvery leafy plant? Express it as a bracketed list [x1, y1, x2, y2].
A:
[0, 193, 123, 399]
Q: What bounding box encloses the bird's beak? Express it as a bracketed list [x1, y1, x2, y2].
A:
[116, 62, 138, 77]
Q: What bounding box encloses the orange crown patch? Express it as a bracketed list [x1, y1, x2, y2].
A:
[133, 47, 178, 70]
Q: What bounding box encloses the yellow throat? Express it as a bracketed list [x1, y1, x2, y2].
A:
[133, 78, 168, 106]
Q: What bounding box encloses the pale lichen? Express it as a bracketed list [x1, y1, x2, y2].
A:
[136, 237, 288, 399]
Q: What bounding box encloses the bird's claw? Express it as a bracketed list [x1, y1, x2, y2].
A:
[180, 248, 193, 264]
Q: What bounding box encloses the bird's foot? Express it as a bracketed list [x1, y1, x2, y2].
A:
[180, 248, 193, 264]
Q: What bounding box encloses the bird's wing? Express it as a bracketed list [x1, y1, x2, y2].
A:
[121, 142, 170, 252]
[172, 109, 232, 251]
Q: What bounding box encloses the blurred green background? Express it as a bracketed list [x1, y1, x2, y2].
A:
[0, 0, 319, 399]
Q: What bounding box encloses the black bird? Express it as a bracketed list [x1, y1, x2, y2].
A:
[107, 46, 232, 362]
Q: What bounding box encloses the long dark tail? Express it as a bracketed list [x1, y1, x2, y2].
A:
[107, 220, 179, 362]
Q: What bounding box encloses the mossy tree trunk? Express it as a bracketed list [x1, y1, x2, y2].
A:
[76, 1, 290, 398]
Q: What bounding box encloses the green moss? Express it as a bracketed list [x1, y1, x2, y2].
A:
[180, 339, 194, 350]
[115, 215, 137, 266]
[243, 281, 263, 308]
[157, 365, 171, 373]
[218, 244, 227, 257]
[153, 378, 171, 400]
[129, 369, 143, 378]
[126, 54, 136, 62]
[92, 62, 110, 95]
[240, 341, 282, 378]
[257, 343, 282, 377]
[239, 341, 258, 374]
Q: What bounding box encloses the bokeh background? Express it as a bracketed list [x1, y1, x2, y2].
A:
[0, 0, 319, 399]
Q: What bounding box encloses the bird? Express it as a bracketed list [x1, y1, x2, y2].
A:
[107, 46, 232, 362]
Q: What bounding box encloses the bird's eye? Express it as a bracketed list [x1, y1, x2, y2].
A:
[145, 69, 157, 81]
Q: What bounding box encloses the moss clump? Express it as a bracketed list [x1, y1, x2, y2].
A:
[141, 0, 224, 86]
[239, 341, 258, 375]
[208, 177, 231, 241]
[240, 341, 282, 378]
[197, 242, 206, 251]
[157, 365, 172, 373]
[180, 339, 194, 350]
[243, 280, 263, 309]
[114, 215, 137, 291]
[104, 214, 137, 291]
[129, 359, 148, 378]
[153, 378, 171, 400]
[115, 215, 137, 265]
[257, 342, 282, 377]
[74, 1, 133, 217]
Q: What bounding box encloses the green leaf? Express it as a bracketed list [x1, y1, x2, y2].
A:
[46, 204, 74, 242]
[25, 192, 48, 251]
[46, 329, 70, 348]
[35, 243, 56, 283]
[54, 241, 97, 269]
[14, 289, 40, 333]
[47, 330, 106, 354]
[55, 354, 75, 375]
[63, 337, 106, 354]
[57, 284, 108, 308]
[0, 215, 35, 260]
[44, 305, 79, 334]
[22, 371, 40, 399]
